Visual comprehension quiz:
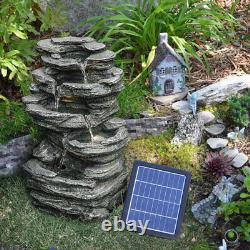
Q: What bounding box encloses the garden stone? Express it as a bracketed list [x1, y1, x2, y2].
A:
[0, 135, 36, 177]
[22, 37, 128, 220]
[192, 74, 250, 105]
[171, 114, 203, 146]
[205, 124, 225, 136]
[232, 153, 248, 168]
[207, 138, 228, 149]
[191, 194, 219, 225]
[197, 111, 215, 125]
[192, 176, 243, 225]
[212, 176, 243, 203]
[150, 87, 188, 105]
[220, 147, 239, 160]
[171, 100, 192, 114]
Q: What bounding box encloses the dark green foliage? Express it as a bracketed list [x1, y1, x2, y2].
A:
[0, 101, 37, 144]
[83, 0, 237, 74]
[222, 174, 250, 242]
[228, 94, 250, 127]
[0, 0, 65, 96]
[117, 81, 150, 118]
[236, 220, 250, 242]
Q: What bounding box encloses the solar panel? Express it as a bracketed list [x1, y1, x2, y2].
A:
[122, 161, 191, 239]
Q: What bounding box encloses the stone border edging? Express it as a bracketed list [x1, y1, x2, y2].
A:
[125, 115, 179, 139]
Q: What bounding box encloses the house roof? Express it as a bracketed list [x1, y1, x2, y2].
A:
[150, 42, 187, 71]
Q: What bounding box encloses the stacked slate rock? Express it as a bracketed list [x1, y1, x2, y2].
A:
[22, 36, 129, 220]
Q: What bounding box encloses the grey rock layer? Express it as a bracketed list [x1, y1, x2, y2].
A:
[22, 37, 128, 220]
[0, 135, 36, 177]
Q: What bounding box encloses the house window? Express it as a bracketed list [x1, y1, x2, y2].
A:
[172, 66, 178, 75]
[159, 68, 165, 75]
[166, 67, 171, 74]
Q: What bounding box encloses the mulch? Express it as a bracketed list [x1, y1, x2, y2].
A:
[187, 1, 250, 90]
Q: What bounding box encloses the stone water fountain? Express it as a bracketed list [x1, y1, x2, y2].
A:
[22, 36, 129, 220]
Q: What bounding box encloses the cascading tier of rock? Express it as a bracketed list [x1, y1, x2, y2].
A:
[22, 36, 129, 220]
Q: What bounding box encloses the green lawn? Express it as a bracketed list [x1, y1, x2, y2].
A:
[0, 176, 213, 250]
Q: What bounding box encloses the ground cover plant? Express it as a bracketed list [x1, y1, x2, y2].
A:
[0, 0, 65, 98]
[118, 80, 151, 118]
[125, 130, 205, 181]
[228, 94, 250, 127]
[83, 0, 237, 75]
[0, 100, 37, 144]
[220, 170, 250, 242]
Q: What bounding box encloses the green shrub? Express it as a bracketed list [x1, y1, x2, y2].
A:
[228, 94, 250, 127]
[125, 131, 205, 180]
[0, 101, 38, 144]
[221, 172, 250, 242]
[0, 0, 65, 96]
[83, 0, 237, 76]
[118, 81, 151, 118]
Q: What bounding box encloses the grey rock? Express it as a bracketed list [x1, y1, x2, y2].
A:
[33, 139, 62, 165]
[212, 176, 243, 203]
[41, 56, 80, 71]
[82, 41, 106, 52]
[220, 147, 239, 160]
[0, 135, 36, 177]
[205, 124, 225, 136]
[232, 153, 248, 168]
[192, 175, 243, 225]
[150, 87, 188, 105]
[191, 194, 219, 225]
[51, 36, 94, 44]
[24, 159, 127, 201]
[51, 53, 61, 59]
[22, 36, 128, 220]
[197, 111, 215, 125]
[59, 81, 123, 98]
[102, 118, 126, 131]
[66, 127, 128, 158]
[192, 74, 250, 105]
[171, 114, 203, 146]
[22, 93, 48, 105]
[29, 83, 40, 94]
[207, 138, 228, 149]
[172, 100, 192, 114]
[37, 38, 82, 54]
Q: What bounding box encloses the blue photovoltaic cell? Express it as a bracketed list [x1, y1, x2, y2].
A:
[126, 165, 186, 235]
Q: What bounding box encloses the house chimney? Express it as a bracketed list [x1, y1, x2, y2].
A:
[160, 33, 168, 44]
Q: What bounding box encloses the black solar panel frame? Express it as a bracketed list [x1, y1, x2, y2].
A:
[122, 160, 191, 239]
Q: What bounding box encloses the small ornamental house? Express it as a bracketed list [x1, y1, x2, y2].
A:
[150, 33, 187, 96]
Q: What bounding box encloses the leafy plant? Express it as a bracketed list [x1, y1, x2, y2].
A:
[222, 174, 250, 242]
[204, 151, 234, 179]
[118, 80, 151, 118]
[236, 220, 250, 242]
[228, 94, 250, 127]
[0, 101, 37, 144]
[83, 0, 237, 79]
[226, 230, 237, 240]
[0, 0, 65, 97]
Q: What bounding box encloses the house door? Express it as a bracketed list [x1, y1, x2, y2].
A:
[164, 79, 174, 94]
